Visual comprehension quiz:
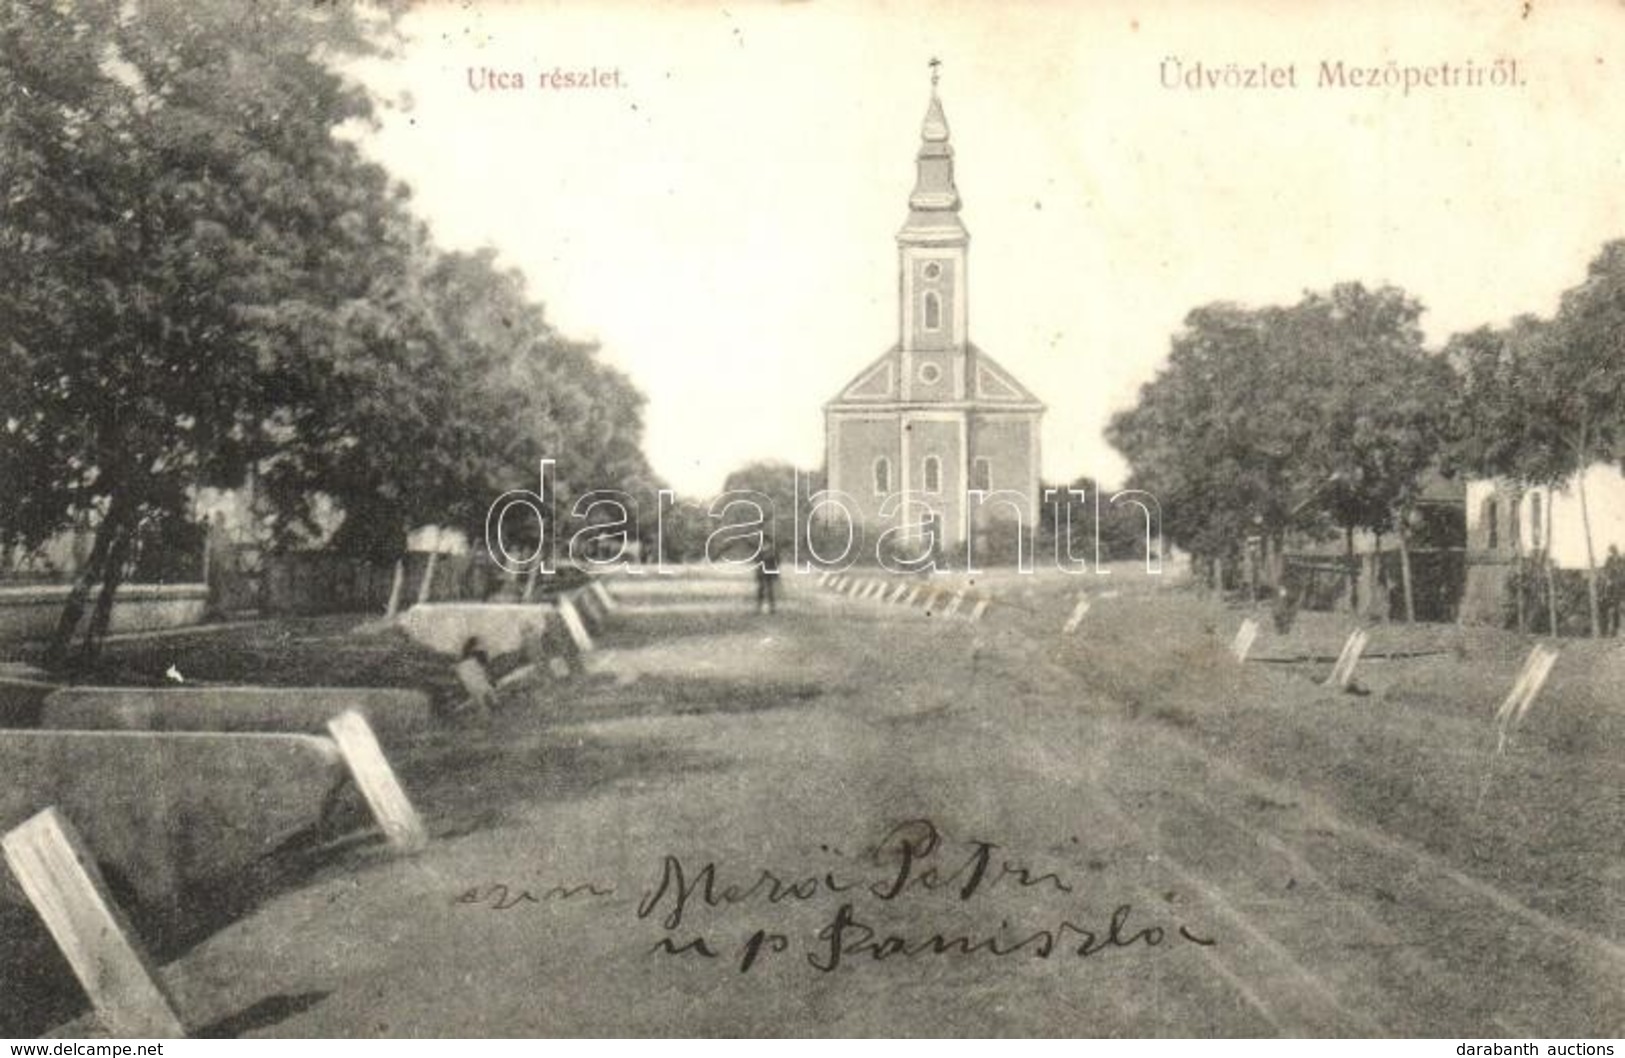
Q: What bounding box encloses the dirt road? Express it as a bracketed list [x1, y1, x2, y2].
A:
[32, 573, 1625, 1036]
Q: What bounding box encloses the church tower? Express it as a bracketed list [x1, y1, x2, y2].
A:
[824, 66, 1045, 560]
[897, 69, 969, 403]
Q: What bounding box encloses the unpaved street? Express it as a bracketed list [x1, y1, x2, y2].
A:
[34, 572, 1625, 1037]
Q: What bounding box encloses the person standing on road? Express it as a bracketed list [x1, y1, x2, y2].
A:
[756, 540, 780, 614]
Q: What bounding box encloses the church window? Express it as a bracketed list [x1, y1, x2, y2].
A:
[1483, 498, 1498, 550]
[1531, 493, 1543, 549]
[923, 291, 941, 331]
[923, 455, 942, 493]
[1510, 495, 1522, 550]
[923, 262, 942, 280]
[917, 362, 942, 385]
[971, 457, 992, 492]
[873, 457, 891, 495]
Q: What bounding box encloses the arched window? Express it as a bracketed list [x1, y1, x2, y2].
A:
[1531, 492, 1543, 549]
[923, 455, 941, 493]
[923, 291, 941, 331]
[873, 457, 891, 496]
[1483, 498, 1499, 550]
[1510, 495, 1523, 550]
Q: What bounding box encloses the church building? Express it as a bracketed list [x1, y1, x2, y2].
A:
[823, 73, 1045, 557]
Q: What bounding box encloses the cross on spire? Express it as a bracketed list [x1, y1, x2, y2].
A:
[929, 57, 941, 89]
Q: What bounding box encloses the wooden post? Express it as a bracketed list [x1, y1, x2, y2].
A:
[969, 599, 989, 622]
[1325, 628, 1369, 691]
[2, 808, 188, 1038]
[521, 563, 540, 603]
[890, 584, 910, 603]
[416, 551, 440, 607]
[944, 590, 965, 617]
[1062, 595, 1091, 634]
[557, 596, 595, 654]
[590, 579, 617, 613]
[326, 711, 428, 853]
[575, 588, 602, 629]
[1231, 618, 1259, 662]
[384, 558, 406, 618]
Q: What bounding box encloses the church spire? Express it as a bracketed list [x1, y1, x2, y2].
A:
[903, 59, 965, 237]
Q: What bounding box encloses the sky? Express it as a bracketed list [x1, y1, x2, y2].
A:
[350, 0, 1625, 498]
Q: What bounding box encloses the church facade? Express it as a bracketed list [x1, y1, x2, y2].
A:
[823, 79, 1045, 557]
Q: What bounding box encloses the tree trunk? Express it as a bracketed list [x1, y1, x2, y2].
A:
[1397, 517, 1416, 624]
[1345, 526, 1358, 613]
[1512, 488, 1526, 633]
[1576, 432, 1601, 638]
[79, 525, 133, 665]
[1545, 492, 1558, 637]
[45, 494, 128, 670]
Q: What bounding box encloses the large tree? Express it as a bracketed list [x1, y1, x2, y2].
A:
[1109, 284, 1454, 613]
[1446, 243, 1625, 637]
[1107, 303, 1311, 584]
[1289, 284, 1455, 619]
[1, 1, 658, 663]
[2, 0, 406, 662]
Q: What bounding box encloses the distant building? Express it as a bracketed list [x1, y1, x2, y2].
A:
[1460, 465, 1625, 624]
[823, 73, 1044, 556]
[1283, 470, 1467, 621]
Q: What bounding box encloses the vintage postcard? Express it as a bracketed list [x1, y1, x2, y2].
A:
[1, 0, 1623, 1042]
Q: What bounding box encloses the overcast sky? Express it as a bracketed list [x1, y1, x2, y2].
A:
[350, 0, 1625, 498]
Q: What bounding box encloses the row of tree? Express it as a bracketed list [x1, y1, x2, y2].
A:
[1107, 245, 1625, 634]
[0, 1, 658, 664]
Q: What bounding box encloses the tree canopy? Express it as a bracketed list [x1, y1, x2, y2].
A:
[1107, 283, 1455, 572]
[0, 0, 658, 663]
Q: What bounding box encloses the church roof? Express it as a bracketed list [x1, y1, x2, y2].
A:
[825, 343, 1045, 413]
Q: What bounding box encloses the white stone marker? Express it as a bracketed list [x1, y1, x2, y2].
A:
[3, 807, 189, 1038]
[384, 558, 406, 618]
[1326, 629, 1370, 691]
[416, 550, 440, 606]
[327, 710, 429, 853]
[1495, 644, 1559, 749]
[1231, 618, 1260, 662]
[1062, 595, 1091, 635]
